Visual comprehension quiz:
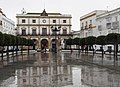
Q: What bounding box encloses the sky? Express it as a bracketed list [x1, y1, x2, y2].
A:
[0, 0, 120, 31]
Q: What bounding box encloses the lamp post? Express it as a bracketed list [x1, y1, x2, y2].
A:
[51, 26, 61, 53]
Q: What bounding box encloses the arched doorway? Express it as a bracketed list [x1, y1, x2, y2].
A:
[41, 39, 48, 50]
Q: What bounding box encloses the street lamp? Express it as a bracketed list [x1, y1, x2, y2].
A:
[51, 26, 61, 53]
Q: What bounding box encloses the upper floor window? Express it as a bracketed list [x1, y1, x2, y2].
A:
[32, 29, 36, 35]
[86, 21, 88, 26]
[85, 21, 88, 29]
[63, 20, 66, 23]
[42, 28, 47, 35]
[53, 20, 56, 23]
[106, 17, 112, 22]
[22, 19, 26, 23]
[115, 16, 118, 21]
[32, 19, 36, 23]
[63, 29, 67, 34]
[33, 67, 37, 75]
[22, 29, 26, 35]
[90, 20, 92, 24]
[23, 79, 26, 83]
[106, 23, 111, 29]
[0, 21, 2, 25]
[82, 23, 83, 26]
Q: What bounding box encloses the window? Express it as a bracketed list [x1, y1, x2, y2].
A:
[85, 21, 88, 28]
[63, 20, 66, 23]
[32, 19, 36, 23]
[0, 21, 2, 25]
[82, 23, 84, 27]
[22, 29, 26, 35]
[22, 19, 26, 23]
[86, 21, 88, 26]
[33, 67, 37, 75]
[106, 17, 112, 22]
[22, 69, 27, 75]
[81, 23, 84, 29]
[63, 29, 67, 34]
[32, 29, 36, 35]
[90, 20, 92, 24]
[106, 23, 111, 29]
[53, 20, 56, 23]
[23, 79, 26, 83]
[115, 16, 118, 21]
[98, 25, 102, 31]
[33, 78, 37, 84]
[112, 21, 119, 29]
[43, 67, 48, 74]
[42, 28, 47, 35]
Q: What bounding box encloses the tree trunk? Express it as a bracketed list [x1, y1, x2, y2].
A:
[101, 45, 104, 58]
[7, 46, 9, 62]
[1, 46, 4, 61]
[12, 46, 15, 62]
[16, 45, 18, 56]
[28, 46, 29, 54]
[92, 45, 94, 55]
[12, 46, 14, 57]
[21, 45, 23, 55]
[114, 44, 118, 61]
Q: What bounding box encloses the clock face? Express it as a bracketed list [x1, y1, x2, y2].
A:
[42, 19, 46, 23]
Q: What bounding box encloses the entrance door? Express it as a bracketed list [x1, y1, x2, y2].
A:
[41, 39, 48, 50]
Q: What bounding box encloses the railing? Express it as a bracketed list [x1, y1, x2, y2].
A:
[17, 33, 73, 36]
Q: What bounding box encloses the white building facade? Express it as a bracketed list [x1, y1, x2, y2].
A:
[80, 8, 120, 51]
[0, 9, 15, 35]
[96, 7, 120, 36]
[16, 9, 72, 50]
[80, 10, 107, 38]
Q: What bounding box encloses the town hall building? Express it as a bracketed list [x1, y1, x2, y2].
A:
[16, 9, 72, 51]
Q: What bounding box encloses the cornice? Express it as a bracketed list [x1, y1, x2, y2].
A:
[16, 16, 72, 18]
[80, 13, 96, 21]
[17, 24, 72, 26]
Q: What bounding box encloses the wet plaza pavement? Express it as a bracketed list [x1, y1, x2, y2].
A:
[0, 51, 120, 87]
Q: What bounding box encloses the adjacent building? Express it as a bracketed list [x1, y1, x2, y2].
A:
[16, 9, 72, 50]
[96, 7, 120, 36]
[80, 8, 120, 51]
[80, 10, 107, 38]
[72, 30, 80, 38]
[0, 8, 15, 35]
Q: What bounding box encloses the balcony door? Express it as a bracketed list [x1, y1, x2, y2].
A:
[42, 28, 47, 35]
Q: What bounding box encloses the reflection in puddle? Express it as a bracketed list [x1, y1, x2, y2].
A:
[0, 52, 120, 87]
[17, 52, 73, 87]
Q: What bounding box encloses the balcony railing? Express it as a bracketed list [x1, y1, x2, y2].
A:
[89, 24, 92, 28]
[17, 33, 72, 36]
